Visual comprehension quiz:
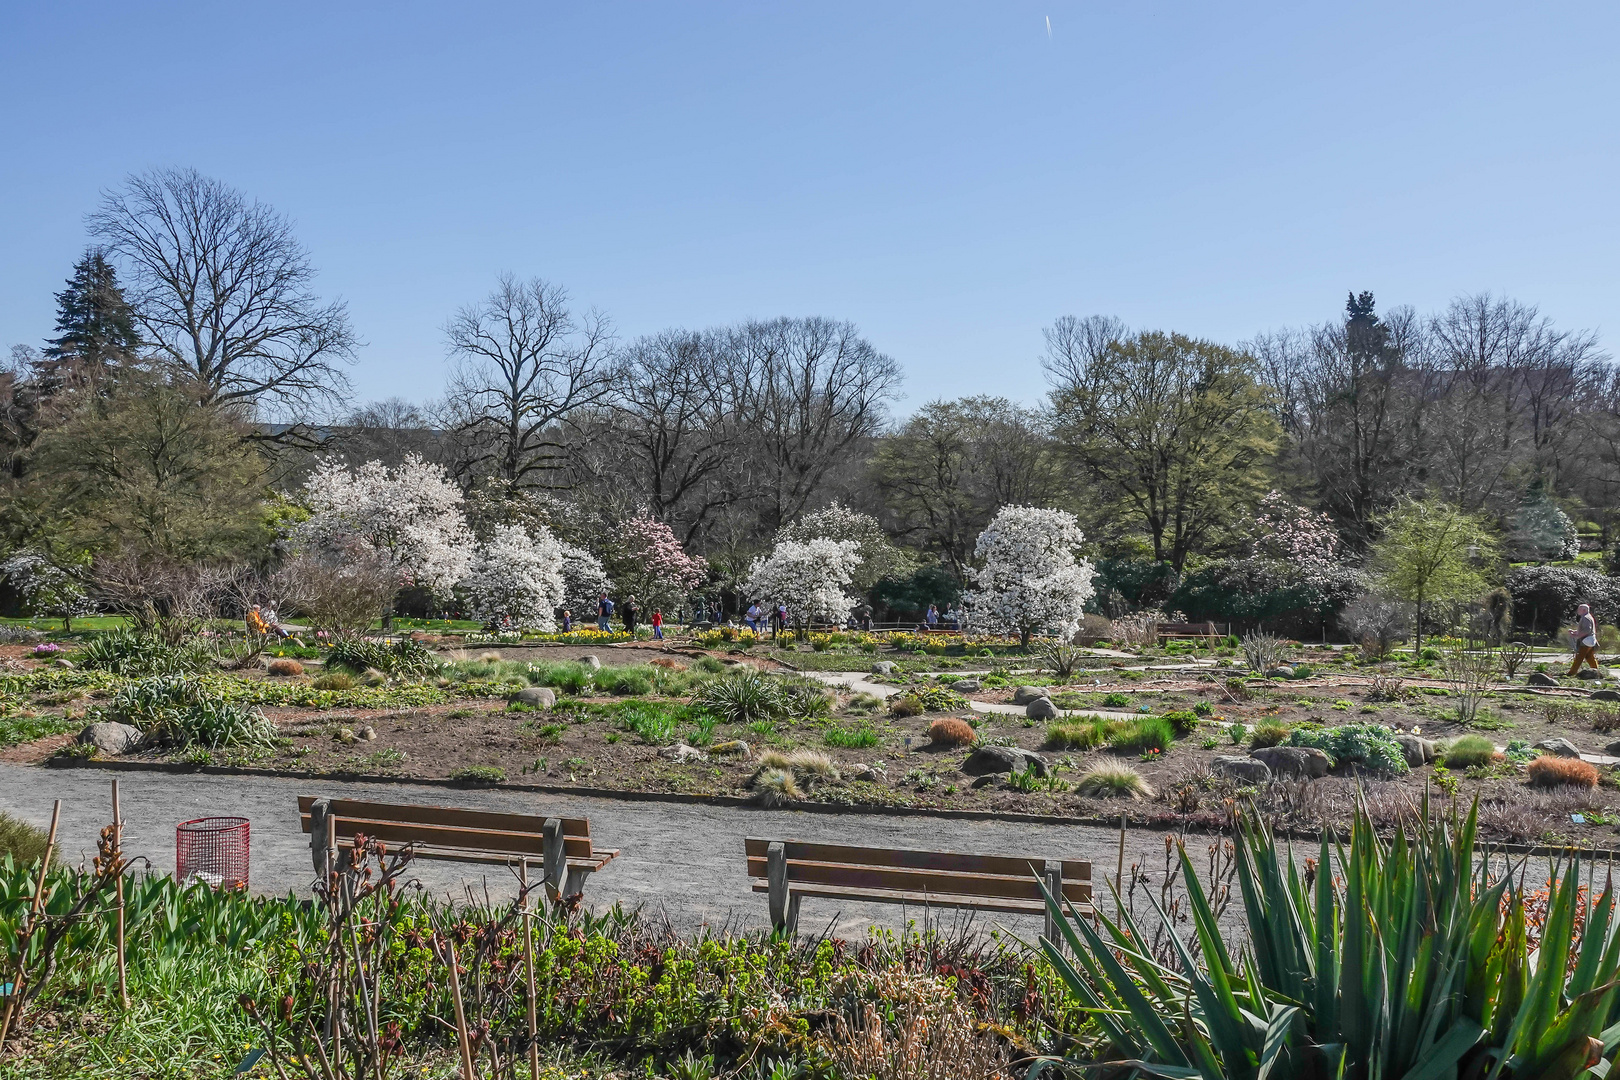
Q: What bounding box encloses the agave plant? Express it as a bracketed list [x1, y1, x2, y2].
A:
[1035, 798, 1620, 1079]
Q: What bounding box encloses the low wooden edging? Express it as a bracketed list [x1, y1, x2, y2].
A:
[36, 756, 1620, 861]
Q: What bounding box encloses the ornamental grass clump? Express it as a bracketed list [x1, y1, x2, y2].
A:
[1073, 763, 1153, 799]
[1249, 721, 1290, 748]
[1045, 718, 1110, 751]
[693, 669, 782, 723]
[0, 811, 53, 866]
[1106, 716, 1174, 755]
[926, 717, 977, 747]
[1036, 797, 1620, 1080]
[1443, 733, 1497, 770]
[1528, 755, 1600, 789]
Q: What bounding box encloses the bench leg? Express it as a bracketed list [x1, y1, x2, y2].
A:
[1043, 861, 1064, 948]
[766, 841, 789, 931]
[786, 893, 803, 936]
[562, 866, 591, 898]
[542, 818, 565, 895]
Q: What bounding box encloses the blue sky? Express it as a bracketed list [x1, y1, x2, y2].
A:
[2, 3, 1615, 413]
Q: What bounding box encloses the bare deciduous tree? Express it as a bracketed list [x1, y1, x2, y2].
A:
[445, 274, 617, 489]
[88, 168, 357, 415]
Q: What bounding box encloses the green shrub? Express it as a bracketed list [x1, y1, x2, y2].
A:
[692, 670, 781, 724]
[592, 666, 653, 696]
[1192, 701, 1213, 716]
[78, 629, 207, 677]
[1284, 723, 1408, 774]
[1046, 719, 1109, 751]
[327, 637, 438, 678]
[885, 685, 968, 713]
[619, 704, 677, 744]
[0, 811, 54, 866]
[448, 766, 505, 785]
[1250, 721, 1290, 748]
[1107, 717, 1174, 755]
[1074, 763, 1153, 799]
[696, 656, 725, 674]
[112, 675, 278, 749]
[1159, 709, 1200, 736]
[1443, 734, 1497, 770]
[1101, 692, 1130, 708]
[777, 677, 833, 719]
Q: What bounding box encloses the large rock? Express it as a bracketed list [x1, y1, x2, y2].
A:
[1578, 668, 1607, 681]
[1592, 689, 1620, 703]
[1394, 733, 1437, 767]
[1025, 696, 1060, 720]
[1529, 671, 1560, 688]
[953, 678, 982, 693]
[1265, 666, 1294, 679]
[659, 742, 709, 764]
[510, 686, 556, 710]
[709, 739, 750, 757]
[77, 722, 143, 756]
[962, 745, 1048, 778]
[580, 654, 602, 671]
[1250, 746, 1330, 780]
[1534, 737, 1583, 758]
[870, 661, 897, 675]
[1212, 755, 1271, 783]
[1011, 685, 1045, 706]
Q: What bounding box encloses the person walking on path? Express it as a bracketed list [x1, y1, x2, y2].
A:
[597, 593, 613, 632]
[745, 603, 761, 634]
[1570, 603, 1601, 675]
[623, 597, 640, 635]
[561, 609, 572, 632]
[651, 609, 664, 640]
[925, 604, 940, 628]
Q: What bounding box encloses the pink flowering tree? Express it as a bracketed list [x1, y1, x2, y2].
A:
[1251, 490, 1342, 587]
[603, 512, 708, 610]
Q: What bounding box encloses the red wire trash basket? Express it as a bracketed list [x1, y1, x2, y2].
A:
[176, 816, 250, 890]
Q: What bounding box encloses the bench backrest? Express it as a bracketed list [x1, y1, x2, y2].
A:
[744, 838, 1091, 906]
[1157, 621, 1218, 635]
[297, 796, 594, 861]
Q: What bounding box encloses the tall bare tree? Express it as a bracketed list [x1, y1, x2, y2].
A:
[88, 168, 356, 415]
[445, 274, 616, 489]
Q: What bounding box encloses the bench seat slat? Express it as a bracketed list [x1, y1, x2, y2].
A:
[747, 857, 1092, 903]
[751, 881, 1093, 917]
[297, 796, 589, 837]
[743, 838, 1089, 881]
[327, 838, 617, 871]
[299, 815, 595, 861]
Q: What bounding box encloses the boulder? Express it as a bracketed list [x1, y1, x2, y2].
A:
[1529, 671, 1560, 688]
[580, 654, 602, 671]
[53, 658, 74, 670]
[1606, 740, 1620, 756]
[76, 721, 143, 756]
[356, 725, 377, 741]
[1578, 668, 1607, 681]
[1026, 696, 1060, 720]
[1534, 737, 1583, 758]
[1265, 667, 1294, 679]
[953, 678, 982, 693]
[1011, 685, 1045, 706]
[1250, 745, 1330, 779]
[1393, 733, 1437, 767]
[1212, 755, 1271, 783]
[962, 745, 1048, 778]
[510, 686, 556, 710]
[1592, 689, 1620, 703]
[870, 661, 898, 675]
[851, 762, 884, 781]
[709, 739, 750, 758]
[659, 742, 709, 764]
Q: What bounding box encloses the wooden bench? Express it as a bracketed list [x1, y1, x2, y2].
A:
[744, 838, 1091, 939]
[298, 796, 619, 898]
[1156, 621, 1220, 642]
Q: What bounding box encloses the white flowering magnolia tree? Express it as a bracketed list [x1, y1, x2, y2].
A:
[462, 524, 566, 630]
[774, 502, 912, 591]
[744, 538, 862, 635]
[0, 550, 95, 630]
[558, 542, 611, 618]
[292, 454, 474, 601]
[966, 506, 1096, 646]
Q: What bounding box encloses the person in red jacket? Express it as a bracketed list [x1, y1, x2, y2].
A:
[651, 609, 664, 641]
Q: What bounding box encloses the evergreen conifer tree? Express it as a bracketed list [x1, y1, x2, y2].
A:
[38, 248, 140, 392]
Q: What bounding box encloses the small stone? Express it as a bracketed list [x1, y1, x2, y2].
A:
[953, 678, 981, 693]
[1534, 737, 1582, 758]
[1393, 733, 1436, 767]
[659, 741, 708, 764]
[709, 739, 750, 758]
[970, 774, 997, 789]
[580, 654, 602, 671]
[356, 725, 377, 741]
[1592, 689, 1620, 702]
[962, 745, 1048, 777]
[1250, 745, 1331, 779]
[871, 661, 897, 675]
[76, 721, 143, 755]
[1529, 671, 1560, 687]
[1212, 755, 1271, 783]
[1011, 686, 1045, 705]
[53, 658, 74, 670]
[334, 727, 357, 745]
[511, 687, 556, 710]
[1025, 696, 1060, 720]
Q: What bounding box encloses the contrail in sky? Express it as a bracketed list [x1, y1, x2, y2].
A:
[1046, 15, 1052, 37]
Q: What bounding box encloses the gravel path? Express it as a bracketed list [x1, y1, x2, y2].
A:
[0, 764, 1185, 939]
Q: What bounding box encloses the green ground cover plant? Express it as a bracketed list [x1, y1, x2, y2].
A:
[1283, 722, 1409, 774]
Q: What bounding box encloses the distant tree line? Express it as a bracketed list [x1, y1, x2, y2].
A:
[3, 167, 1615, 636]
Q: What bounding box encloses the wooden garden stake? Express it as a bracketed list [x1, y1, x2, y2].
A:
[0, 800, 60, 1050]
[521, 858, 540, 1080]
[1116, 814, 1127, 917]
[112, 780, 128, 1009]
[444, 934, 475, 1080]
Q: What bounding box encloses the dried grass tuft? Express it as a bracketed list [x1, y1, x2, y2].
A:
[266, 657, 305, 677]
[1527, 755, 1599, 789]
[927, 717, 977, 747]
